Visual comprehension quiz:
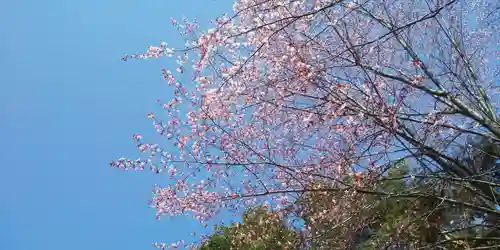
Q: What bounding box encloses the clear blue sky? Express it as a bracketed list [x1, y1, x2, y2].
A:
[0, 1, 231, 249]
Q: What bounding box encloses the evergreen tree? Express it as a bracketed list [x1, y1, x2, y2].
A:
[200, 207, 299, 250]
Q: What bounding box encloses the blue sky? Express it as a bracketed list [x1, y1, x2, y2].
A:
[0, 1, 231, 249]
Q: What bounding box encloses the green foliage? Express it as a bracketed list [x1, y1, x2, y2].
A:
[359, 160, 418, 249]
[199, 207, 299, 250]
[199, 227, 231, 250]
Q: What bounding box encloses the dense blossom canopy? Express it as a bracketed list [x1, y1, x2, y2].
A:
[111, 0, 499, 248]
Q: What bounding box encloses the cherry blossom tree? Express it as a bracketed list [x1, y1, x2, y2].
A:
[111, 0, 499, 248]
